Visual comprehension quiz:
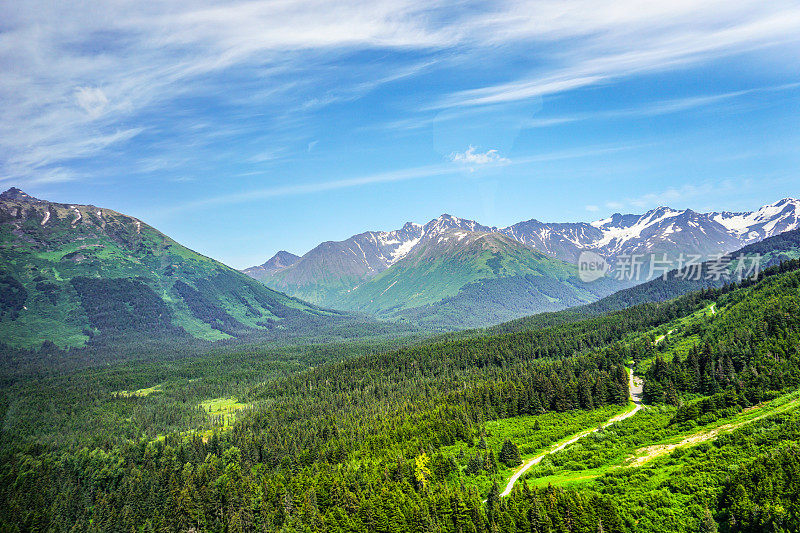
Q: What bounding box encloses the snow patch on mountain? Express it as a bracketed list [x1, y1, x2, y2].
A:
[244, 198, 800, 288]
[712, 199, 800, 241]
[388, 235, 422, 263]
[591, 207, 681, 251]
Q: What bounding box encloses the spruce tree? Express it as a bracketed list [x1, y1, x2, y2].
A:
[499, 440, 522, 467]
[700, 507, 718, 533]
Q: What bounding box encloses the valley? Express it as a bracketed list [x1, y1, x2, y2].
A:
[4, 3, 800, 531]
[3, 189, 800, 532]
[244, 200, 800, 329]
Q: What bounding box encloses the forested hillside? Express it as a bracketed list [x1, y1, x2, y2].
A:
[3, 253, 800, 531]
[489, 228, 800, 336]
[4, 1, 799, 532]
[0, 189, 346, 349]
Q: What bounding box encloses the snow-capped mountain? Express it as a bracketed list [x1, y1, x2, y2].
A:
[245, 198, 800, 306]
[258, 215, 492, 304]
[500, 199, 800, 264]
[333, 226, 621, 326]
[711, 198, 800, 243]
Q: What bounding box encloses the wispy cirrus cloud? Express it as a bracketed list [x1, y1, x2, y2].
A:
[163, 161, 459, 214]
[158, 141, 637, 216]
[74, 87, 110, 118]
[602, 178, 762, 213]
[248, 148, 290, 164]
[433, 2, 800, 109]
[522, 82, 800, 128]
[1, 0, 799, 187]
[0, 0, 453, 184]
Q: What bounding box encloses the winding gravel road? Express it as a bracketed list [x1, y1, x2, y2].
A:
[500, 367, 643, 497]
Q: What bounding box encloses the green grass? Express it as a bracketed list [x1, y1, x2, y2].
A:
[441, 403, 629, 494]
[522, 406, 675, 488]
[609, 407, 800, 531]
[114, 384, 163, 397]
[521, 388, 800, 489]
[200, 397, 252, 426]
[483, 404, 627, 458]
[631, 301, 720, 374]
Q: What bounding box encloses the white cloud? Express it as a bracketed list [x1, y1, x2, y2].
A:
[433, 2, 800, 109]
[1, 0, 799, 184]
[0, 0, 456, 183]
[585, 205, 599, 212]
[521, 82, 800, 128]
[75, 87, 109, 118]
[449, 146, 509, 166]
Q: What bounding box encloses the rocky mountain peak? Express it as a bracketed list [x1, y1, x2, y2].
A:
[0, 187, 37, 202]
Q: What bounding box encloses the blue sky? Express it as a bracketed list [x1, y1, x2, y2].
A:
[1, 1, 800, 268]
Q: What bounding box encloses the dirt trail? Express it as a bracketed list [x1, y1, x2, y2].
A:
[628, 393, 800, 467]
[500, 368, 642, 497]
[654, 329, 675, 345]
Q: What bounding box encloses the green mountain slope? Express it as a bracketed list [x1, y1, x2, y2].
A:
[260, 235, 408, 306]
[326, 229, 623, 326]
[488, 227, 800, 335]
[0, 188, 333, 348]
[7, 242, 800, 531]
[397, 270, 622, 329]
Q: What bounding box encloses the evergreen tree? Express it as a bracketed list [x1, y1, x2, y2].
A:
[700, 507, 718, 533]
[499, 440, 522, 467]
[486, 481, 501, 525]
[466, 453, 483, 476]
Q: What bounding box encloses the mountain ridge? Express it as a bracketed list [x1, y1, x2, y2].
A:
[243, 250, 301, 279]
[246, 198, 800, 313]
[0, 188, 335, 348]
[487, 226, 800, 336]
[265, 224, 626, 327]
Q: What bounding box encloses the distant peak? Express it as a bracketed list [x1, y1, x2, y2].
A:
[0, 187, 37, 201]
[274, 250, 298, 258]
[650, 205, 677, 214]
[773, 197, 799, 206]
[401, 221, 422, 229]
[256, 250, 301, 272]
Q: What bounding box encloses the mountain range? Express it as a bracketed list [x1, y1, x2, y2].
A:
[0, 188, 336, 349]
[244, 198, 800, 323]
[4, 187, 799, 348]
[246, 214, 627, 327]
[488, 226, 800, 336]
